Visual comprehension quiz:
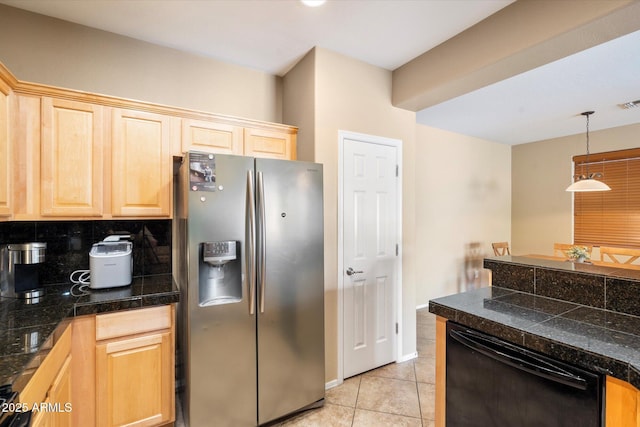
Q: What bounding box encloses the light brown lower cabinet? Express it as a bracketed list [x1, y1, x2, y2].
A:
[434, 316, 446, 427]
[19, 323, 72, 427]
[96, 331, 173, 427]
[435, 316, 640, 427]
[30, 355, 72, 427]
[72, 305, 176, 427]
[606, 376, 639, 427]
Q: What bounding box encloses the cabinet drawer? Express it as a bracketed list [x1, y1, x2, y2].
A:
[96, 305, 171, 341]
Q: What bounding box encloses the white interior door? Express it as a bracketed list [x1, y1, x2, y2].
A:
[342, 136, 399, 378]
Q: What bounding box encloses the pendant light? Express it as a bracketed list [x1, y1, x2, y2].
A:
[566, 111, 611, 192]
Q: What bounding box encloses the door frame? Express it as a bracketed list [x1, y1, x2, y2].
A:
[337, 130, 403, 383]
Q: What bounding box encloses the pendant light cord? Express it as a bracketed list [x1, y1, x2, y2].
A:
[582, 111, 594, 179]
[566, 110, 610, 191]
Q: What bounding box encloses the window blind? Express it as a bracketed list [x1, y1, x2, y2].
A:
[573, 148, 640, 248]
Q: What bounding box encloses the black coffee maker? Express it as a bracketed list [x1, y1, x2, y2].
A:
[0, 242, 47, 299]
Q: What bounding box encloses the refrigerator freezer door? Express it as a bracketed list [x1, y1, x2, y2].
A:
[256, 158, 325, 424]
[183, 153, 258, 427]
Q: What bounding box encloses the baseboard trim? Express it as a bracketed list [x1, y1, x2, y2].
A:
[398, 352, 418, 363]
[325, 379, 340, 390]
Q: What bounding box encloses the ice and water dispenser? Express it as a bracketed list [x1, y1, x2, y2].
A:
[198, 241, 241, 306]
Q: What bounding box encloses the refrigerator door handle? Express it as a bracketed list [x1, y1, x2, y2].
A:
[257, 170, 266, 313]
[246, 170, 256, 315]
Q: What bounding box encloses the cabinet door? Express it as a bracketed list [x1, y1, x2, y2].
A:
[96, 331, 173, 427]
[10, 94, 41, 219]
[0, 81, 10, 217]
[112, 109, 172, 217]
[435, 316, 446, 427]
[182, 118, 243, 155]
[30, 399, 53, 427]
[49, 355, 72, 427]
[21, 326, 72, 427]
[605, 376, 638, 427]
[41, 98, 104, 216]
[244, 127, 296, 160]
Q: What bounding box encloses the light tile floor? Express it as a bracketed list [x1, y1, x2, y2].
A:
[276, 308, 436, 427]
[176, 308, 436, 426]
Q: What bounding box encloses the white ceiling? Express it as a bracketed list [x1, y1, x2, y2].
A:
[2, 0, 639, 145]
[416, 29, 640, 144]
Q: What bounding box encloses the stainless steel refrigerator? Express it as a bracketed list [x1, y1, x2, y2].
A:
[175, 152, 324, 426]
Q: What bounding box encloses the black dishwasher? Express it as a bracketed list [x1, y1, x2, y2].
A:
[446, 322, 603, 427]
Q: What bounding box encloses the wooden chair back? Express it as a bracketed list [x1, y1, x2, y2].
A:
[554, 243, 593, 259]
[599, 246, 640, 265]
[492, 242, 510, 256]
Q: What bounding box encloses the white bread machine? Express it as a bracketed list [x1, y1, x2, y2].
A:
[89, 235, 133, 289]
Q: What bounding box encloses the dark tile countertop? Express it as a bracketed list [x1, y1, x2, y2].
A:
[429, 259, 640, 389]
[486, 255, 640, 282]
[0, 274, 179, 390]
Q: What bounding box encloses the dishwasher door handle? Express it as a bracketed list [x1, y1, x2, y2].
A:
[449, 329, 589, 391]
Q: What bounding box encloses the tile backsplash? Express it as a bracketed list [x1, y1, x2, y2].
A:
[0, 220, 171, 285]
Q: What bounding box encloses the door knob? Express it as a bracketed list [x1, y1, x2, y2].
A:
[346, 267, 363, 276]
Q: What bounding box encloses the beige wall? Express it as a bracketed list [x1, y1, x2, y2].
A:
[284, 48, 418, 382]
[414, 125, 511, 305]
[512, 122, 640, 256]
[283, 50, 315, 162]
[0, 4, 282, 123]
[1, 4, 420, 386]
[1, 2, 517, 387]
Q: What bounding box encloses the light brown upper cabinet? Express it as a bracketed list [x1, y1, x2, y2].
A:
[12, 98, 174, 220]
[12, 94, 42, 220]
[181, 117, 297, 160]
[1, 60, 298, 221]
[0, 78, 10, 218]
[41, 98, 105, 217]
[181, 118, 243, 155]
[244, 127, 296, 160]
[111, 109, 173, 217]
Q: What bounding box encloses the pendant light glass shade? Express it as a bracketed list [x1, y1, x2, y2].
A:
[566, 111, 611, 192]
[566, 178, 611, 192]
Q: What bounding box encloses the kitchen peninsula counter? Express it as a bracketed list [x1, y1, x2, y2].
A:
[0, 274, 179, 389]
[429, 256, 640, 389]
